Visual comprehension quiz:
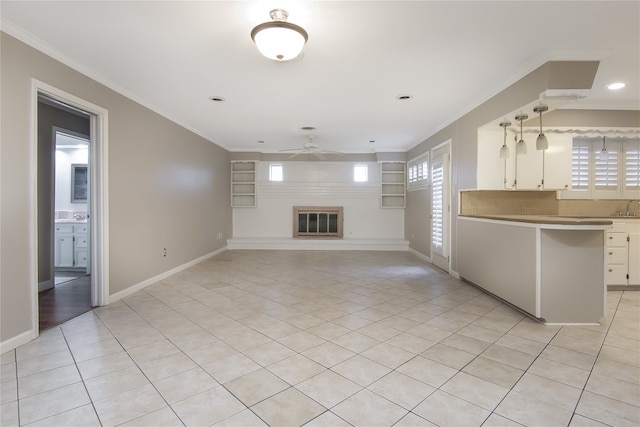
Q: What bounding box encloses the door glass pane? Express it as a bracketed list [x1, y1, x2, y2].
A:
[319, 214, 328, 233]
[309, 214, 317, 232]
[298, 214, 307, 233]
[329, 214, 338, 233]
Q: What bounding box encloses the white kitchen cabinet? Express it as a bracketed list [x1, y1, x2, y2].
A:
[477, 128, 572, 190]
[54, 222, 88, 269]
[606, 220, 640, 287]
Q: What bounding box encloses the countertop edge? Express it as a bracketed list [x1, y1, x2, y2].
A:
[459, 215, 613, 226]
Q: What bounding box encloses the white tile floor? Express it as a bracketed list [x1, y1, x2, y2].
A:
[2, 250, 639, 426]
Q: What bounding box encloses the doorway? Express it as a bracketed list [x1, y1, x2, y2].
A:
[38, 101, 93, 330]
[32, 80, 109, 335]
[430, 140, 451, 272]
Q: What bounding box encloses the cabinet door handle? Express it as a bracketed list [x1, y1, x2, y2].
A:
[608, 269, 613, 272]
[609, 252, 613, 255]
[609, 236, 613, 239]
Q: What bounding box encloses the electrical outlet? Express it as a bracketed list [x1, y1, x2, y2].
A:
[162, 248, 167, 257]
[521, 207, 527, 215]
[470, 207, 477, 214]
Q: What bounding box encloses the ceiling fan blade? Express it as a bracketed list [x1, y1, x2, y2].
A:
[279, 148, 303, 152]
[314, 152, 326, 160]
[288, 152, 304, 159]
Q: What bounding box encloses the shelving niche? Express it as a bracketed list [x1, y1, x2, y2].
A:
[231, 161, 256, 207]
[380, 162, 406, 208]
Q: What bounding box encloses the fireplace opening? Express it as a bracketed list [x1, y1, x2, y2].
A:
[293, 206, 343, 238]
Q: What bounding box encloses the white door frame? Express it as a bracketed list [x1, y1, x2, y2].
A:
[430, 139, 451, 273]
[31, 79, 109, 335]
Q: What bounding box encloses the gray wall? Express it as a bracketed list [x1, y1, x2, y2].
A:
[404, 61, 601, 271]
[1, 33, 232, 345]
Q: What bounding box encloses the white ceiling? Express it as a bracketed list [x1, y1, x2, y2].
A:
[2, 1, 639, 154]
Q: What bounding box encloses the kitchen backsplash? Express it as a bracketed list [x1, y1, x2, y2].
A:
[460, 191, 636, 217]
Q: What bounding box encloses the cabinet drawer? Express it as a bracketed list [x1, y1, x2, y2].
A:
[606, 247, 627, 264]
[74, 224, 88, 234]
[75, 237, 88, 248]
[55, 224, 74, 233]
[607, 265, 628, 285]
[609, 222, 628, 232]
[607, 233, 627, 247]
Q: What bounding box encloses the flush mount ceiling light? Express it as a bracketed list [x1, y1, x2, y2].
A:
[499, 120, 511, 159]
[515, 113, 528, 155]
[251, 9, 308, 61]
[607, 82, 627, 91]
[533, 104, 549, 151]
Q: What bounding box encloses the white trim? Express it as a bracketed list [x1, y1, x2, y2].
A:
[108, 248, 227, 303]
[38, 280, 52, 292]
[31, 80, 110, 340]
[0, 330, 36, 355]
[227, 238, 409, 251]
[408, 248, 431, 263]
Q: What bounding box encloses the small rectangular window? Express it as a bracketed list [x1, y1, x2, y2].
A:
[354, 164, 368, 182]
[407, 154, 429, 189]
[269, 163, 283, 182]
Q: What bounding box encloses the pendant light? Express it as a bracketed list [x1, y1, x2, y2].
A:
[533, 105, 548, 150]
[515, 113, 528, 154]
[600, 136, 609, 161]
[499, 120, 511, 158]
[251, 9, 308, 61]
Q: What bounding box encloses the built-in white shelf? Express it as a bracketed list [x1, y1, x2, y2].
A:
[231, 161, 256, 207]
[380, 162, 406, 208]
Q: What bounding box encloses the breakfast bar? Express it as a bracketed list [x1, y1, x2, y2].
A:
[458, 215, 612, 325]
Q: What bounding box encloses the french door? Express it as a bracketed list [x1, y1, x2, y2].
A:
[431, 142, 450, 272]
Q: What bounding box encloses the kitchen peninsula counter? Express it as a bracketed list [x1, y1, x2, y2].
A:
[458, 215, 611, 324]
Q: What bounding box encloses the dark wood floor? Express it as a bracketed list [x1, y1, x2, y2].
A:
[39, 275, 92, 331]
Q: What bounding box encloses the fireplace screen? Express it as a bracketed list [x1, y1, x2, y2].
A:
[293, 207, 343, 238]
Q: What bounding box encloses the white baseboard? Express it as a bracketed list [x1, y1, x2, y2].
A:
[38, 280, 53, 292]
[1, 329, 37, 355]
[408, 248, 431, 263]
[109, 247, 226, 303]
[226, 238, 409, 251]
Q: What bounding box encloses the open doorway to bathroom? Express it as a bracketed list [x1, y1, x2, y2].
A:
[37, 98, 92, 330]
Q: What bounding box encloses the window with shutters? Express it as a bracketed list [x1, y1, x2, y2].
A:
[432, 161, 444, 250]
[624, 140, 640, 192]
[566, 137, 639, 199]
[407, 153, 429, 190]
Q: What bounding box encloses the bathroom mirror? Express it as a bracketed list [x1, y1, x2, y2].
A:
[71, 163, 88, 202]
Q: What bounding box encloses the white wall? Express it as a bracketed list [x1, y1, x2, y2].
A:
[233, 161, 404, 240]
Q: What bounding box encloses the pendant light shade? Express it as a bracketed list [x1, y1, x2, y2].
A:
[600, 136, 609, 161]
[499, 120, 511, 159]
[534, 104, 548, 151]
[251, 9, 308, 61]
[515, 113, 528, 155]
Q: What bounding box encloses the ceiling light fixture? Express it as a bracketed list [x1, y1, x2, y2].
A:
[251, 9, 308, 62]
[607, 82, 626, 91]
[599, 136, 609, 161]
[515, 113, 528, 155]
[533, 104, 548, 151]
[499, 120, 511, 159]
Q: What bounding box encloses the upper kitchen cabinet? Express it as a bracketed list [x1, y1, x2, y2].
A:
[477, 126, 571, 191]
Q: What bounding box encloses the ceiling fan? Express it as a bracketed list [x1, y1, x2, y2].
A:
[279, 135, 343, 159]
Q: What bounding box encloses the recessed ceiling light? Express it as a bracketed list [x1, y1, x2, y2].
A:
[301, 126, 316, 131]
[257, 140, 265, 144]
[606, 82, 626, 91]
[396, 94, 413, 100]
[369, 140, 376, 143]
[209, 96, 225, 102]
